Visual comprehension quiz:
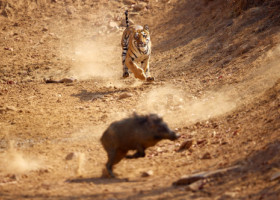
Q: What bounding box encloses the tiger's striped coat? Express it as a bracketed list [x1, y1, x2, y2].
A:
[121, 11, 154, 81]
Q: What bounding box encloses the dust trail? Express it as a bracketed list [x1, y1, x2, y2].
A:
[67, 35, 145, 88]
[70, 38, 121, 80]
[0, 140, 42, 174]
[137, 45, 280, 127]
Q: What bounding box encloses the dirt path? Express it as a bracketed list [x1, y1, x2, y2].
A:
[0, 0, 280, 199]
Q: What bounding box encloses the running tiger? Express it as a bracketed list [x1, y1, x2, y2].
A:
[121, 10, 154, 81]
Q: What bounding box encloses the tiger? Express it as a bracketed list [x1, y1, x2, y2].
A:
[121, 10, 154, 81]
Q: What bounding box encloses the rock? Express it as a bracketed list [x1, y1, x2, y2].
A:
[118, 92, 133, 100]
[188, 179, 205, 191]
[6, 106, 17, 112]
[4, 47, 13, 51]
[141, 170, 153, 177]
[201, 152, 211, 159]
[177, 139, 193, 152]
[44, 78, 76, 84]
[123, 0, 136, 5]
[197, 139, 207, 145]
[173, 174, 204, 186]
[270, 171, 280, 181]
[42, 27, 48, 32]
[65, 152, 77, 160]
[133, 3, 146, 12]
[0, 106, 17, 113]
[173, 165, 240, 186]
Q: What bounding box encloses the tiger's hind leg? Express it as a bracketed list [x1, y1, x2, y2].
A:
[122, 46, 129, 78]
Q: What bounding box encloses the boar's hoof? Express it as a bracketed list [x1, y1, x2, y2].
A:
[126, 151, 145, 159]
[105, 164, 116, 178]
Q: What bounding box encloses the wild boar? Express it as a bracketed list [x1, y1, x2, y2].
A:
[100, 113, 180, 178]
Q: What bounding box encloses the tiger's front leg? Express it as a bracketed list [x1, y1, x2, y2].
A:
[125, 58, 146, 81]
[142, 58, 154, 81]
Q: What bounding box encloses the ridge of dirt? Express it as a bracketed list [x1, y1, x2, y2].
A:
[0, 0, 280, 199]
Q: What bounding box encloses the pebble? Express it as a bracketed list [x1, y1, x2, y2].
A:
[173, 174, 204, 186]
[141, 170, 154, 177]
[188, 179, 204, 191]
[201, 152, 211, 159]
[0, 106, 17, 113]
[177, 139, 193, 152]
[270, 171, 280, 181]
[123, 0, 136, 5]
[133, 3, 146, 12]
[65, 152, 77, 160]
[118, 92, 133, 100]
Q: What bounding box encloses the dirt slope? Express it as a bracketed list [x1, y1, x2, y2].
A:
[0, 0, 280, 199]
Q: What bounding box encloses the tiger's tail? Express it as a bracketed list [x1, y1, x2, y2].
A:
[125, 10, 129, 28]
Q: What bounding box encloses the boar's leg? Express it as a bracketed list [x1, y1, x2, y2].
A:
[126, 146, 146, 159]
[106, 149, 127, 178]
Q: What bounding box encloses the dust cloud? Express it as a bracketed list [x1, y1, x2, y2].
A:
[0, 141, 42, 174]
[137, 85, 237, 126]
[138, 45, 280, 127]
[69, 38, 121, 80]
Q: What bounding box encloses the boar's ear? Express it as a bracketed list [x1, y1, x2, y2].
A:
[147, 114, 162, 127]
[147, 114, 155, 127]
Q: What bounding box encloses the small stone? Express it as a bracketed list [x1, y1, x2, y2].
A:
[188, 179, 204, 191]
[201, 152, 211, 159]
[173, 174, 204, 186]
[271, 171, 280, 181]
[65, 152, 76, 160]
[177, 139, 193, 152]
[123, 0, 136, 5]
[197, 139, 207, 145]
[141, 170, 153, 177]
[6, 106, 17, 112]
[42, 27, 48, 32]
[118, 92, 133, 100]
[133, 3, 146, 12]
[4, 47, 13, 51]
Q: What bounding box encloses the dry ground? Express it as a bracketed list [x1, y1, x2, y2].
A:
[0, 0, 280, 199]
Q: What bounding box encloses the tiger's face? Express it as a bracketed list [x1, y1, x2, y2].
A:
[134, 25, 150, 52]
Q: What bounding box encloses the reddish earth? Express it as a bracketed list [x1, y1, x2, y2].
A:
[0, 0, 280, 199]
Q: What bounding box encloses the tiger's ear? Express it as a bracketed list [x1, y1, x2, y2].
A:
[143, 24, 149, 31]
[134, 32, 139, 39]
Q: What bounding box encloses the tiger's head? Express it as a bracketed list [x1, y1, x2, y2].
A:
[134, 25, 150, 52]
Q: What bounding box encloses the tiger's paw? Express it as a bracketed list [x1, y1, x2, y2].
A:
[123, 72, 129, 78]
[146, 77, 155, 82]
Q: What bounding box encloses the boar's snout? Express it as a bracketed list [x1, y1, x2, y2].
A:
[170, 132, 180, 141]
